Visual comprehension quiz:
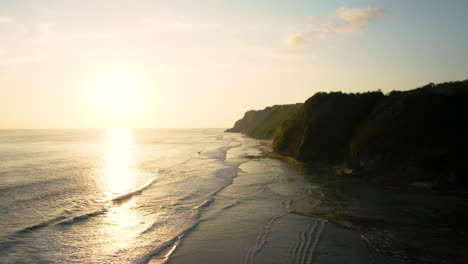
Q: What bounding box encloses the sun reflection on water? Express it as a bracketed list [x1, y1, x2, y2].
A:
[96, 128, 145, 258]
[103, 128, 136, 195]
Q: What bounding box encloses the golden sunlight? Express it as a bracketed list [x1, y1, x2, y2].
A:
[103, 128, 136, 195]
[92, 71, 146, 126]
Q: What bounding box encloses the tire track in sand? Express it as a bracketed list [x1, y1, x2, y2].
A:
[288, 219, 326, 264]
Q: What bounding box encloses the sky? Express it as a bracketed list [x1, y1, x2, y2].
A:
[0, 0, 467, 128]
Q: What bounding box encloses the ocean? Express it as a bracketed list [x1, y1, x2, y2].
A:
[0, 129, 323, 263]
[2, 129, 464, 264]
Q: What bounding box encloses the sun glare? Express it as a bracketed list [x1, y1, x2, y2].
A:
[103, 128, 135, 195]
[92, 71, 146, 126]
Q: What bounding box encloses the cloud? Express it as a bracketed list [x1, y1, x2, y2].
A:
[316, 7, 385, 34]
[286, 34, 307, 47]
[286, 7, 385, 47]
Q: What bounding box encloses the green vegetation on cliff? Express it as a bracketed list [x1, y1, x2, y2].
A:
[350, 81, 468, 188]
[274, 91, 384, 162]
[225, 104, 302, 139]
[227, 79, 468, 189]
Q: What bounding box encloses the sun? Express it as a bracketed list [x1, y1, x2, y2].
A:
[92, 71, 146, 126]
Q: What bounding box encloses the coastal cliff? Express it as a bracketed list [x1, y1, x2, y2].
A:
[225, 103, 302, 139]
[227, 80, 468, 190]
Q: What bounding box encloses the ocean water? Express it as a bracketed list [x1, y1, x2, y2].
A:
[0, 129, 323, 263]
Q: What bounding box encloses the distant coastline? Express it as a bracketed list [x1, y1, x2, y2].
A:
[227, 79, 468, 192]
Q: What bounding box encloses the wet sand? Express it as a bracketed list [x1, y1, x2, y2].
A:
[161, 146, 396, 264]
[163, 144, 468, 264]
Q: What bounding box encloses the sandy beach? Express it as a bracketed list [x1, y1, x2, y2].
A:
[165, 143, 468, 264]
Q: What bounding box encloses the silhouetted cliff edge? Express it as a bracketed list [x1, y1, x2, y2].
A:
[226, 104, 303, 139]
[227, 80, 468, 190]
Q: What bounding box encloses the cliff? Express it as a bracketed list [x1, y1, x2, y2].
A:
[349, 81, 468, 188]
[274, 91, 384, 162]
[228, 79, 468, 190]
[226, 104, 302, 139]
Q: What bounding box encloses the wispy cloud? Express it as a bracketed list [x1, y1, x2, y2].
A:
[316, 7, 385, 34]
[286, 7, 385, 47]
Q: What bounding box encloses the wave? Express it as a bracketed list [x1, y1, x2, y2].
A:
[140, 220, 165, 236]
[57, 207, 109, 225]
[191, 166, 244, 215]
[3, 178, 157, 242]
[138, 161, 246, 263]
[13, 215, 67, 236]
[159, 234, 184, 264]
[3, 207, 109, 245]
[192, 197, 214, 211]
[200, 143, 242, 162]
[137, 223, 199, 264]
[220, 200, 242, 211]
[138, 140, 249, 263]
[111, 178, 156, 203]
[0, 214, 71, 251]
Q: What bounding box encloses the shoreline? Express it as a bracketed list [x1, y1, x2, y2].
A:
[136, 132, 468, 264]
[253, 134, 466, 197]
[167, 139, 368, 263]
[238, 133, 468, 263]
